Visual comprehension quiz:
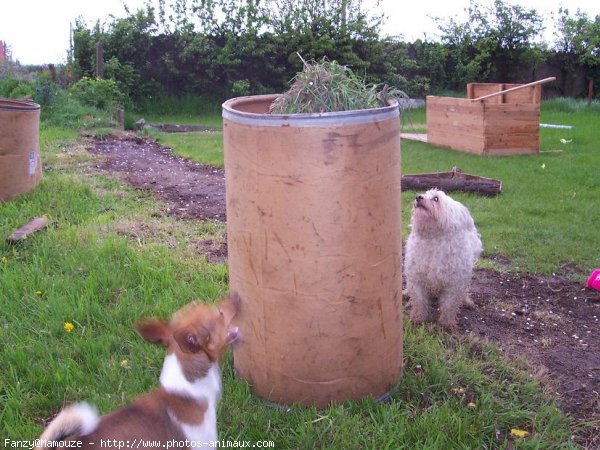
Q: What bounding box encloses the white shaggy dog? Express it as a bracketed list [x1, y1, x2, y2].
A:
[404, 188, 482, 330]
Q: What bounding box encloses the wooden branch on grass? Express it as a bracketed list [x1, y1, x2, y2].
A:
[6, 216, 49, 244]
[401, 167, 502, 196]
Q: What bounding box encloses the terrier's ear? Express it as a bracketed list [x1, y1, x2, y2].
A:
[173, 325, 211, 354]
[135, 318, 170, 346]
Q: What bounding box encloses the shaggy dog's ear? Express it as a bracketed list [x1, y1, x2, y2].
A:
[441, 195, 474, 230]
[455, 203, 476, 229]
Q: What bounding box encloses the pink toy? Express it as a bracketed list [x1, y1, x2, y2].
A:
[586, 269, 600, 291]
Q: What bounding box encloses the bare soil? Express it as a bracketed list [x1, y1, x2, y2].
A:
[88, 135, 600, 447]
[466, 267, 599, 447]
[89, 135, 226, 222]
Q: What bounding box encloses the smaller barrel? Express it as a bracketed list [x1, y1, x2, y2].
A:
[0, 98, 43, 202]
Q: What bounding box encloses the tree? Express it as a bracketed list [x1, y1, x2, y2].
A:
[434, 0, 545, 87]
[485, 0, 545, 80]
[554, 8, 600, 98]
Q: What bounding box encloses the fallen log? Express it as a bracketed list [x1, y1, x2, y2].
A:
[401, 167, 502, 196]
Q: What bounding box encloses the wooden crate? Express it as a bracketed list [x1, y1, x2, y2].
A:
[426, 82, 541, 155]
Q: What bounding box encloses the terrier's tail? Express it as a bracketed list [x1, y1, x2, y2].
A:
[36, 402, 99, 447]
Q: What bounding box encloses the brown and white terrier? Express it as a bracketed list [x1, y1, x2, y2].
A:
[36, 293, 240, 447]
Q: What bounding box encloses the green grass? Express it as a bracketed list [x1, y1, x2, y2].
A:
[218, 326, 575, 448]
[0, 99, 594, 446]
[0, 128, 228, 438]
[146, 98, 599, 276]
[136, 108, 225, 166]
[135, 94, 222, 126]
[401, 107, 427, 133]
[146, 128, 225, 168]
[399, 98, 599, 275]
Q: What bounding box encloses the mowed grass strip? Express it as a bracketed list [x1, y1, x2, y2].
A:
[149, 128, 225, 168]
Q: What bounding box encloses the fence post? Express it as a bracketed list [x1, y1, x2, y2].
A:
[95, 42, 104, 78]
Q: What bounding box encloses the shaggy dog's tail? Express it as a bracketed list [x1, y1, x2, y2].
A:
[36, 402, 99, 447]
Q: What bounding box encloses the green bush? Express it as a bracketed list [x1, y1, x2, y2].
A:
[1, 72, 60, 106]
[0, 75, 34, 99]
[230, 79, 251, 97]
[32, 73, 59, 106]
[69, 77, 125, 110]
[41, 89, 113, 128]
[0, 70, 117, 129]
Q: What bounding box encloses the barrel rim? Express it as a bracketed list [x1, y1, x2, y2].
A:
[222, 94, 399, 127]
[0, 98, 41, 111]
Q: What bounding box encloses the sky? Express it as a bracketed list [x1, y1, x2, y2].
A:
[0, 0, 598, 65]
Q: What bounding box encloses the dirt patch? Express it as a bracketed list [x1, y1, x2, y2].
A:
[88, 135, 225, 221]
[87, 134, 600, 446]
[465, 269, 600, 446]
[192, 238, 228, 264]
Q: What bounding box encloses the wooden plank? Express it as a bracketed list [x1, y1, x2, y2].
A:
[504, 86, 541, 104]
[482, 147, 540, 156]
[466, 83, 475, 100]
[6, 216, 48, 243]
[483, 103, 540, 154]
[467, 83, 505, 103]
[400, 133, 428, 142]
[471, 77, 555, 102]
[426, 96, 485, 154]
[467, 83, 542, 104]
[468, 83, 543, 105]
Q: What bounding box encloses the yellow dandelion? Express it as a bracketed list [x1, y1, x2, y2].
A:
[510, 428, 529, 438]
[64, 322, 74, 333]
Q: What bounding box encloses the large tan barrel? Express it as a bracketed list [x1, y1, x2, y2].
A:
[223, 94, 402, 407]
[0, 99, 42, 201]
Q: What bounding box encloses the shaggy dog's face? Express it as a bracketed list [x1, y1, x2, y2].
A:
[411, 188, 470, 236]
[413, 188, 444, 218]
[412, 188, 447, 229]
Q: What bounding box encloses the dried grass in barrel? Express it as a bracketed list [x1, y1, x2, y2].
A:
[269, 55, 406, 114]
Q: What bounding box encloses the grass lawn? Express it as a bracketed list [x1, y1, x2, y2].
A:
[398, 99, 599, 275]
[0, 99, 595, 447]
[147, 128, 225, 168]
[147, 98, 600, 276]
